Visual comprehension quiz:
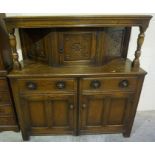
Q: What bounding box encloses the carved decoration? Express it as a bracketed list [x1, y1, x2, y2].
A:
[8, 28, 21, 70]
[71, 43, 84, 53]
[63, 33, 93, 61]
[105, 28, 125, 58]
[132, 26, 146, 70]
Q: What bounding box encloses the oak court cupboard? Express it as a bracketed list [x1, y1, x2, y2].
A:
[3, 15, 152, 140]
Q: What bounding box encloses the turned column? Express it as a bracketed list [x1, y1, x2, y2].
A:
[132, 26, 147, 70]
[8, 28, 21, 70]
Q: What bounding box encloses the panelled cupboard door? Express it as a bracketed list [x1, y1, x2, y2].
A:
[58, 28, 97, 65]
[20, 94, 76, 135]
[79, 93, 134, 133]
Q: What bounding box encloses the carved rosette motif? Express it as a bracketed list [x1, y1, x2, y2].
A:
[63, 33, 92, 61]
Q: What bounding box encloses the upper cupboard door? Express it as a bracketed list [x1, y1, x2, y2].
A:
[58, 28, 98, 65]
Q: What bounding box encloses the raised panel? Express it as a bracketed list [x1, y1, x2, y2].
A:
[86, 98, 104, 126]
[49, 95, 75, 130]
[63, 33, 94, 61]
[107, 94, 133, 125]
[80, 95, 107, 129]
[107, 98, 126, 125]
[28, 100, 46, 127]
[20, 95, 48, 129]
[58, 29, 96, 65]
[51, 99, 69, 127]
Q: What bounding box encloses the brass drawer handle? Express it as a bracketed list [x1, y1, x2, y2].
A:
[26, 82, 37, 90]
[56, 81, 66, 89]
[90, 80, 101, 89]
[119, 80, 129, 88]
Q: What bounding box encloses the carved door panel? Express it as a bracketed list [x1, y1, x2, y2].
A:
[20, 94, 76, 134]
[58, 29, 97, 65]
[104, 27, 131, 62]
[79, 93, 133, 132]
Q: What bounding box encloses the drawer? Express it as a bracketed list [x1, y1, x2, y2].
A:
[0, 92, 12, 105]
[0, 116, 16, 125]
[0, 105, 14, 115]
[81, 77, 138, 92]
[18, 78, 76, 93]
[0, 79, 8, 91]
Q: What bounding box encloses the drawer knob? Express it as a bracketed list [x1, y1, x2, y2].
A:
[82, 104, 87, 109]
[90, 80, 101, 89]
[59, 48, 64, 53]
[69, 104, 74, 109]
[119, 80, 129, 88]
[56, 81, 66, 89]
[26, 82, 37, 90]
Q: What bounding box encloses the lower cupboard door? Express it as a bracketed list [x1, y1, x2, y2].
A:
[20, 94, 76, 135]
[79, 93, 134, 133]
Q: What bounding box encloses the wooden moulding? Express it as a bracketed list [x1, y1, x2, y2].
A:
[4, 15, 152, 28]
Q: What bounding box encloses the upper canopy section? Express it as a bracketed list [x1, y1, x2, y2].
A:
[4, 15, 152, 29]
[4, 15, 152, 71]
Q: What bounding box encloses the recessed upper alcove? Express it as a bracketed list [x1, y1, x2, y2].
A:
[19, 27, 131, 66]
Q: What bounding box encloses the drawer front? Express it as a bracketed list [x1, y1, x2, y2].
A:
[0, 116, 16, 125]
[81, 77, 138, 92]
[0, 105, 14, 115]
[0, 79, 8, 91]
[18, 78, 76, 93]
[0, 92, 12, 105]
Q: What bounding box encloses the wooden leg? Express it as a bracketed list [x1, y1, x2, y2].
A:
[21, 131, 29, 141]
[74, 129, 79, 136]
[123, 131, 131, 138]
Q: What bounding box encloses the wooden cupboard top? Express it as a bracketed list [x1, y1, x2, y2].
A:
[4, 15, 152, 29]
[8, 58, 147, 78]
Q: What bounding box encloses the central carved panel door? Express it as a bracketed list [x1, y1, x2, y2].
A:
[20, 94, 77, 135]
[58, 29, 97, 65]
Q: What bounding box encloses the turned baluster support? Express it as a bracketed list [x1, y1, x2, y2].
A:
[8, 28, 21, 70]
[132, 26, 147, 70]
